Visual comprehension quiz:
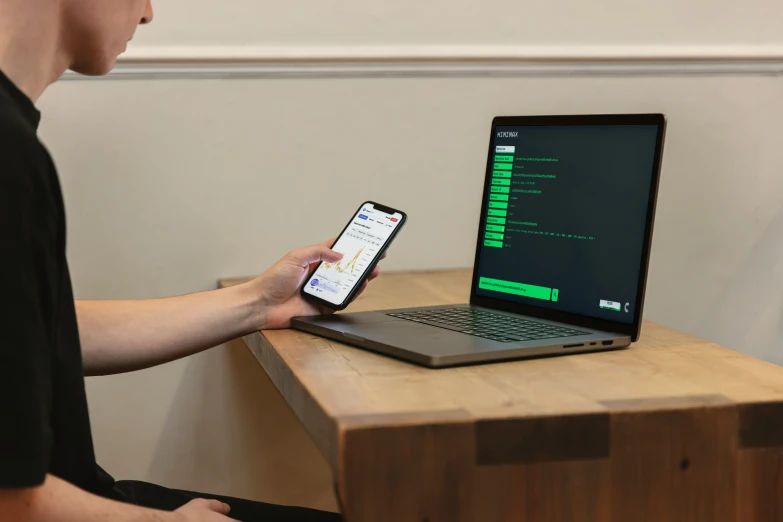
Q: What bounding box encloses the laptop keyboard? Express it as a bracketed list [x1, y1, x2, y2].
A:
[387, 308, 588, 343]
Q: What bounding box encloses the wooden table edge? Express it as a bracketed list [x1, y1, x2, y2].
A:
[220, 275, 783, 504]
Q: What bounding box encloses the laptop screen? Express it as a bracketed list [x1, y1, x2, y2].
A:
[474, 121, 662, 325]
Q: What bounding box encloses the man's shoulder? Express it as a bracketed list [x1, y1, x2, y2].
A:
[0, 89, 39, 139]
[0, 96, 53, 194]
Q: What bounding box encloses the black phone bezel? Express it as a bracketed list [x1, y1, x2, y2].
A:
[301, 201, 407, 311]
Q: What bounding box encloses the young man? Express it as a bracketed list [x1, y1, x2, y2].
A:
[0, 1, 377, 520]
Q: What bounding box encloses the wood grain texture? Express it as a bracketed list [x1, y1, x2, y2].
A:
[339, 413, 475, 522]
[476, 413, 610, 465]
[737, 447, 783, 522]
[221, 270, 783, 521]
[608, 404, 737, 522]
[739, 401, 783, 448]
[473, 459, 612, 522]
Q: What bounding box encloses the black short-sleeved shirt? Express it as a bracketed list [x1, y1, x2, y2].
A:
[0, 71, 103, 493]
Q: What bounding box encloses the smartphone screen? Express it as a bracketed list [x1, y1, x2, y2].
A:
[303, 202, 405, 307]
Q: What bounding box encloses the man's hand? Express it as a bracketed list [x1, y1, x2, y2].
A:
[77, 239, 385, 376]
[249, 238, 382, 330]
[175, 499, 235, 522]
[0, 474, 223, 522]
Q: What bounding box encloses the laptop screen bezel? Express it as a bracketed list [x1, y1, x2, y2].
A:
[469, 114, 667, 342]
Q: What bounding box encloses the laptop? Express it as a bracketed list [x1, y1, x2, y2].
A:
[293, 114, 667, 368]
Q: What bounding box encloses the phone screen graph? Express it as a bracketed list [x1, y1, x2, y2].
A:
[304, 204, 403, 305]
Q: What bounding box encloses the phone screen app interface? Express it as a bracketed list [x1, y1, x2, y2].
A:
[305, 204, 403, 305]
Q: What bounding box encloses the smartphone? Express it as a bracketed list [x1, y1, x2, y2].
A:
[302, 202, 407, 310]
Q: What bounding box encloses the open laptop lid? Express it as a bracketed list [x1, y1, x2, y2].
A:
[469, 114, 667, 341]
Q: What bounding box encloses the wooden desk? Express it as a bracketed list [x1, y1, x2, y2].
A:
[220, 269, 783, 522]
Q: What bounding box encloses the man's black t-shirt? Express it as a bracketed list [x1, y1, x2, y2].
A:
[0, 71, 345, 522]
[0, 71, 103, 493]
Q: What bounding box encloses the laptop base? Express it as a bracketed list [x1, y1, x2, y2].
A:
[292, 305, 630, 368]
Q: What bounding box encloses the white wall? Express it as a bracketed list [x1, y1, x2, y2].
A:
[130, 0, 781, 46]
[42, 75, 783, 360]
[36, 0, 783, 511]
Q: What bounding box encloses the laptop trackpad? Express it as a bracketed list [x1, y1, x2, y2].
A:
[348, 320, 490, 357]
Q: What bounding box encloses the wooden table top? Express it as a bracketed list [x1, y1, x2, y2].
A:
[221, 269, 783, 465]
[222, 269, 783, 521]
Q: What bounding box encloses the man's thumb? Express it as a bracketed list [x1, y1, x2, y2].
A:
[290, 244, 343, 267]
[204, 499, 231, 515]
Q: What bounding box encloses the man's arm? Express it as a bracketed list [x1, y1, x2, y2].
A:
[77, 242, 367, 376]
[76, 282, 261, 377]
[0, 474, 232, 522]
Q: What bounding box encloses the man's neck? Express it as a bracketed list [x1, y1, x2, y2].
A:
[0, 0, 71, 102]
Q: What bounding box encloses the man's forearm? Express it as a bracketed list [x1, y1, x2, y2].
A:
[76, 281, 263, 376]
[0, 475, 181, 522]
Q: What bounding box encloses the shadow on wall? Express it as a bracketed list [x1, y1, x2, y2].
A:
[705, 203, 783, 365]
[146, 339, 339, 512]
[642, 102, 783, 366]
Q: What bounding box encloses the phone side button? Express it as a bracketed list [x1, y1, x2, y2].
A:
[342, 332, 367, 343]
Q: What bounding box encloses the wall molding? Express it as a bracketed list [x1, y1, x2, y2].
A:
[61, 45, 783, 80]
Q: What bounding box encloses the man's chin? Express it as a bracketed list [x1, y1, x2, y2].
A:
[69, 56, 118, 77]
